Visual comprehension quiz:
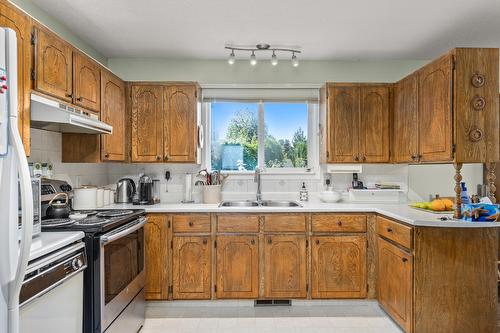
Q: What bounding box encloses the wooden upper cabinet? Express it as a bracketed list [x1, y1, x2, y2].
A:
[311, 236, 367, 299]
[359, 86, 390, 162]
[378, 237, 413, 333]
[328, 86, 360, 162]
[172, 236, 211, 300]
[393, 74, 418, 163]
[101, 70, 126, 161]
[163, 85, 197, 162]
[264, 235, 307, 298]
[144, 214, 168, 300]
[73, 52, 100, 112]
[131, 85, 164, 162]
[418, 54, 453, 162]
[216, 235, 259, 299]
[34, 26, 73, 102]
[0, 2, 31, 155]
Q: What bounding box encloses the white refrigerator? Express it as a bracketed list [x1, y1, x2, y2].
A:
[0, 28, 34, 333]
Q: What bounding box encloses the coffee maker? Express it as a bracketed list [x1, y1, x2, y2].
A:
[135, 174, 154, 205]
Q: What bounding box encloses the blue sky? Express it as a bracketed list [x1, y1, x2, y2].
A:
[211, 102, 307, 141]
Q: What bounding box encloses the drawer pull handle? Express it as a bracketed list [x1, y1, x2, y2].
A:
[402, 258, 408, 263]
[188, 221, 194, 227]
[387, 228, 393, 233]
[337, 221, 342, 226]
[203, 239, 207, 245]
[76, 97, 83, 102]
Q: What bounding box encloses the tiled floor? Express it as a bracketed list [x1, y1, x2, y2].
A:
[141, 300, 404, 333]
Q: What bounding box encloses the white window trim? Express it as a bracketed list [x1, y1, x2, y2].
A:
[202, 100, 320, 180]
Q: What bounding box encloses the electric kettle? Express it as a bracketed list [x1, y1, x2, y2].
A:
[115, 178, 136, 203]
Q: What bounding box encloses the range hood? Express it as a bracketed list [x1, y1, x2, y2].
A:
[30, 93, 113, 134]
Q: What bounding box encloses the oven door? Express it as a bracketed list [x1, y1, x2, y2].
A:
[100, 216, 146, 331]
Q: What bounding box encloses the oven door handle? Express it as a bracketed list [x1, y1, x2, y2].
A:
[100, 217, 147, 244]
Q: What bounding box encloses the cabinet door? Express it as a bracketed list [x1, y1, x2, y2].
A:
[73, 52, 100, 112]
[359, 86, 390, 162]
[264, 235, 307, 298]
[378, 237, 413, 333]
[0, 3, 31, 154]
[216, 235, 259, 299]
[311, 236, 367, 298]
[131, 85, 163, 162]
[393, 74, 418, 163]
[418, 55, 453, 162]
[163, 85, 197, 162]
[34, 26, 73, 102]
[101, 70, 126, 161]
[172, 236, 211, 299]
[328, 86, 360, 162]
[144, 214, 168, 300]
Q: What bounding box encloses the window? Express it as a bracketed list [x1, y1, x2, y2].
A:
[210, 101, 314, 173]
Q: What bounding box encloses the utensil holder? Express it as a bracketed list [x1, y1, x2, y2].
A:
[203, 185, 222, 204]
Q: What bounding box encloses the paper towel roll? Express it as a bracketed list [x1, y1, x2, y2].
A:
[183, 173, 193, 203]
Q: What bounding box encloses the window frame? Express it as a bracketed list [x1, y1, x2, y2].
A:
[203, 99, 320, 179]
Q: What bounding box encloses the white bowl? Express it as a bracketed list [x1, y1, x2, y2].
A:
[69, 213, 88, 220]
[319, 191, 341, 203]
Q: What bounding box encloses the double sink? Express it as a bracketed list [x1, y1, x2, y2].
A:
[219, 200, 302, 207]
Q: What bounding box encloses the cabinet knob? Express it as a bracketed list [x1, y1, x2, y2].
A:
[387, 228, 393, 233]
[267, 238, 272, 244]
[315, 239, 320, 245]
[250, 239, 255, 245]
[354, 156, 359, 161]
[188, 221, 194, 227]
[418, 154, 423, 159]
[337, 221, 342, 226]
[76, 97, 83, 102]
[104, 153, 109, 159]
[402, 258, 408, 263]
[165, 155, 169, 161]
[362, 156, 366, 162]
[65, 93, 73, 98]
[156, 155, 161, 161]
[411, 155, 417, 160]
[203, 239, 207, 245]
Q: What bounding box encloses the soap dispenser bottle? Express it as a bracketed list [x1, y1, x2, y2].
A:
[299, 182, 309, 201]
[460, 182, 470, 204]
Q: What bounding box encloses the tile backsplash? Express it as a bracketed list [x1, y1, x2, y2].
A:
[30, 129, 484, 203]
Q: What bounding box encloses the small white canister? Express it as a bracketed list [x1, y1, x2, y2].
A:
[103, 189, 111, 206]
[96, 188, 104, 208]
[109, 190, 115, 204]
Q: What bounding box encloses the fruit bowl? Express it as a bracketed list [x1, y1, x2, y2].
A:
[410, 198, 454, 213]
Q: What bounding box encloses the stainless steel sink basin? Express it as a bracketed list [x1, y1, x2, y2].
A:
[219, 200, 301, 207]
[260, 200, 302, 207]
[219, 200, 259, 207]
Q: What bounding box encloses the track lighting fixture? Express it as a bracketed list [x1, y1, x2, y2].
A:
[226, 43, 301, 67]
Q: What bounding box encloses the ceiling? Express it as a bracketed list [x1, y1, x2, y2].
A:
[31, 0, 500, 60]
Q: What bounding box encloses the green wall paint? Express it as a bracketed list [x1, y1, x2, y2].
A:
[9, 0, 107, 65]
[108, 58, 428, 84]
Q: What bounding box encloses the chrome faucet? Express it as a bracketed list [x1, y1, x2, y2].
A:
[254, 167, 262, 203]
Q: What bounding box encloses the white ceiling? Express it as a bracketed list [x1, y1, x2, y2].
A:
[31, 0, 500, 60]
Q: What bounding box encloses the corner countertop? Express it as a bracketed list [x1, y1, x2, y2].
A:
[29, 231, 85, 261]
[101, 201, 500, 228]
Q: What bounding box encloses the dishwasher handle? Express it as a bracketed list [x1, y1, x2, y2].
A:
[100, 217, 147, 244]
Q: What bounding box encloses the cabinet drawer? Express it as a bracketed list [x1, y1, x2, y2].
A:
[312, 214, 367, 233]
[172, 215, 211, 233]
[377, 216, 412, 249]
[217, 215, 260, 233]
[263, 214, 306, 232]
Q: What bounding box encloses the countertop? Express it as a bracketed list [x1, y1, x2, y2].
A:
[101, 201, 500, 228]
[29, 231, 85, 261]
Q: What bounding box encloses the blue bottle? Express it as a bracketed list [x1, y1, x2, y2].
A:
[460, 182, 470, 204]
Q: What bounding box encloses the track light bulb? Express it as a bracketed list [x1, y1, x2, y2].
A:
[291, 53, 299, 67]
[228, 50, 235, 65]
[250, 51, 257, 66]
[271, 51, 278, 66]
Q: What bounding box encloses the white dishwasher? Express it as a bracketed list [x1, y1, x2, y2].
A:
[19, 242, 87, 333]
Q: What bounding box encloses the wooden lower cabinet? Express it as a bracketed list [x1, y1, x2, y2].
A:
[311, 235, 367, 298]
[263, 235, 307, 298]
[377, 237, 413, 333]
[172, 236, 211, 299]
[144, 214, 169, 300]
[216, 235, 259, 298]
